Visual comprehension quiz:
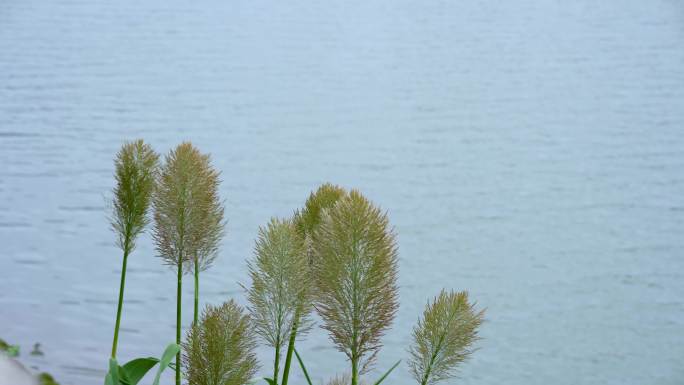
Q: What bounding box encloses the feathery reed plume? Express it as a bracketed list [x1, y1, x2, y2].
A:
[325, 373, 356, 385]
[183, 153, 224, 326]
[279, 183, 347, 385]
[312, 190, 399, 385]
[183, 300, 259, 385]
[109, 139, 158, 358]
[246, 218, 311, 385]
[294, 183, 347, 241]
[153, 142, 220, 385]
[408, 290, 484, 385]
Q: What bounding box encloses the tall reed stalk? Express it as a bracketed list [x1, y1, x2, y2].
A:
[247, 218, 311, 385]
[109, 140, 158, 359]
[153, 142, 221, 385]
[312, 190, 399, 385]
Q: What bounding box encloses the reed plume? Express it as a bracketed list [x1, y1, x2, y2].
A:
[184, 153, 224, 327]
[325, 373, 365, 385]
[153, 142, 222, 385]
[408, 290, 484, 385]
[246, 218, 311, 385]
[109, 139, 158, 358]
[294, 183, 347, 241]
[272, 183, 347, 385]
[183, 300, 259, 385]
[312, 190, 399, 385]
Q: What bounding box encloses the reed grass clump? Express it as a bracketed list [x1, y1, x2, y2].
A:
[312, 189, 399, 385]
[109, 139, 158, 359]
[99, 142, 485, 385]
[246, 218, 312, 385]
[153, 142, 224, 385]
[183, 301, 259, 385]
[408, 290, 484, 385]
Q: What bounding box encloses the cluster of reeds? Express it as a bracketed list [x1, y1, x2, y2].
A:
[105, 140, 226, 385]
[104, 140, 485, 385]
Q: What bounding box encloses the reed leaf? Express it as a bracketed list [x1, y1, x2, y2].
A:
[408, 290, 484, 385]
[105, 358, 120, 385]
[121, 357, 158, 385]
[371, 360, 401, 385]
[152, 343, 181, 385]
[183, 301, 259, 385]
[293, 349, 313, 385]
[109, 139, 158, 359]
[246, 218, 312, 384]
[312, 190, 399, 384]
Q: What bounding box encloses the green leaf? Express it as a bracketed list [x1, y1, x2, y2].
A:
[121, 357, 159, 385]
[152, 343, 180, 385]
[293, 349, 313, 385]
[7, 345, 19, 357]
[118, 365, 130, 385]
[372, 360, 401, 385]
[37, 372, 60, 385]
[263, 377, 276, 385]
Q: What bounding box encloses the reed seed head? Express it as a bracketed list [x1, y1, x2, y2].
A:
[294, 183, 347, 238]
[246, 217, 312, 353]
[312, 189, 399, 374]
[408, 290, 484, 385]
[152, 142, 225, 269]
[325, 373, 366, 385]
[294, 183, 347, 269]
[183, 300, 259, 385]
[110, 139, 159, 254]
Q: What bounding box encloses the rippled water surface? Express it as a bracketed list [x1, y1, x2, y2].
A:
[1, 1, 684, 384]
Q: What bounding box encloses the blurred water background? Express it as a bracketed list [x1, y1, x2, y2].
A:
[1, 1, 683, 384]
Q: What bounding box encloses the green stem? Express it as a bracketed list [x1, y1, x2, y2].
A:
[111, 247, 130, 358]
[350, 247, 361, 385]
[420, 363, 432, 385]
[273, 338, 280, 385]
[193, 258, 199, 326]
[351, 355, 359, 385]
[281, 315, 299, 385]
[176, 261, 182, 385]
[421, 338, 443, 385]
[420, 306, 458, 385]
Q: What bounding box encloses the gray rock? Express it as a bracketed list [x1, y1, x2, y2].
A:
[0, 353, 37, 385]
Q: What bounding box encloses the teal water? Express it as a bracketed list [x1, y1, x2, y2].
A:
[1, 1, 683, 384]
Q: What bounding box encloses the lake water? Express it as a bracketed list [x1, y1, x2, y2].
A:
[1, 1, 683, 384]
